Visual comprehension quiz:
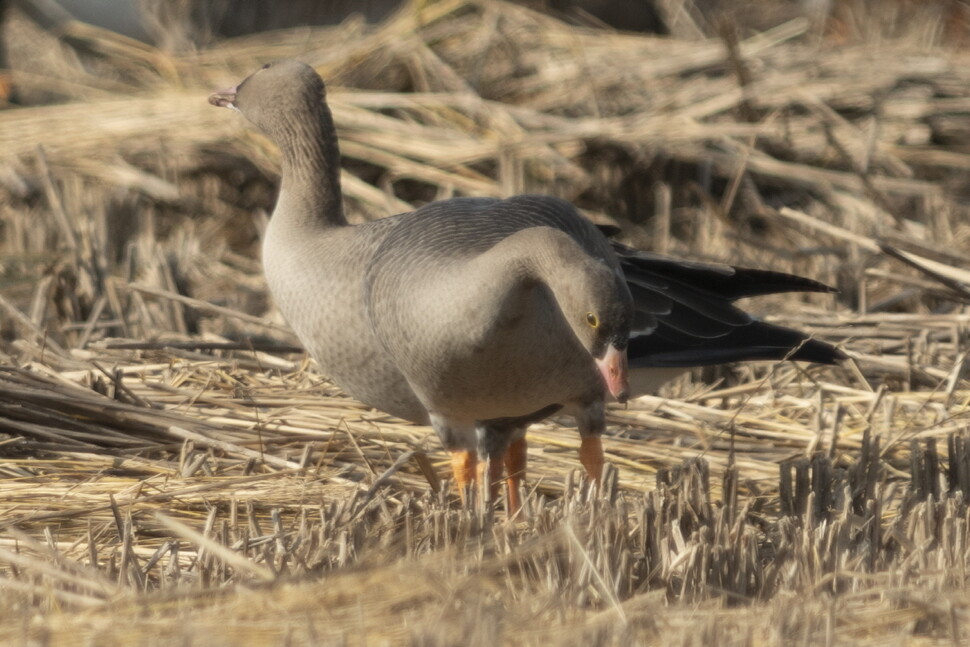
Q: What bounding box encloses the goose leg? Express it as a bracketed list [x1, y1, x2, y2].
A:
[480, 404, 560, 513]
[574, 400, 606, 484]
[439, 406, 559, 511]
[449, 450, 477, 504]
[504, 436, 528, 514]
[434, 415, 484, 504]
[475, 422, 513, 508]
[448, 449, 502, 508]
[578, 435, 603, 483]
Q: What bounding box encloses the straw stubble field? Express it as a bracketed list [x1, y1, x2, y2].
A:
[3, 1, 970, 644]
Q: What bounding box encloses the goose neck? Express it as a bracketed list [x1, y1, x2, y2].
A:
[274, 100, 346, 228]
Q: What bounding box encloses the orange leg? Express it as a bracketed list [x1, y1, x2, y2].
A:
[579, 435, 604, 484]
[0, 74, 11, 103]
[504, 437, 528, 515]
[450, 450, 477, 504]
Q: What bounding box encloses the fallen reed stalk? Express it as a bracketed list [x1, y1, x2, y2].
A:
[3, 0, 970, 644]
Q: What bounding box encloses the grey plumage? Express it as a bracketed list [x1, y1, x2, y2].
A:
[364, 194, 634, 454]
[210, 60, 843, 505]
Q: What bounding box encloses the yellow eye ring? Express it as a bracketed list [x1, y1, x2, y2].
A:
[586, 312, 599, 328]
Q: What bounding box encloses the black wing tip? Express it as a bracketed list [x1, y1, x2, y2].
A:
[611, 243, 839, 300]
[786, 337, 846, 365]
[727, 267, 839, 298]
[782, 275, 839, 296]
[595, 223, 623, 239]
[629, 321, 846, 368]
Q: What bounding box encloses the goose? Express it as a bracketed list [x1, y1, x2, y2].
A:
[209, 60, 843, 511]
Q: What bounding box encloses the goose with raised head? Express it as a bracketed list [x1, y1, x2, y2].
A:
[209, 60, 844, 512]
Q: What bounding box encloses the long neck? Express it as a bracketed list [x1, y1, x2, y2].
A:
[514, 227, 590, 288]
[462, 228, 589, 321]
[274, 96, 346, 229]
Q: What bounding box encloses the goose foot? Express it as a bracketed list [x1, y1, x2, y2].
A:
[579, 435, 603, 484]
[503, 437, 528, 515]
[450, 450, 477, 504]
[449, 449, 503, 508]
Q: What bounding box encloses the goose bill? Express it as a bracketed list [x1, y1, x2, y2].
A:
[208, 87, 238, 109]
[595, 345, 629, 403]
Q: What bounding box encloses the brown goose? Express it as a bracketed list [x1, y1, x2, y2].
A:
[209, 61, 843, 511]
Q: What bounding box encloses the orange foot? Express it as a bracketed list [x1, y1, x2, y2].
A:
[450, 449, 505, 508]
[579, 435, 603, 484]
[450, 450, 477, 504]
[503, 437, 528, 515]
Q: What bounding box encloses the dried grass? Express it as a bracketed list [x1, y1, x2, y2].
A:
[3, 0, 970, 644]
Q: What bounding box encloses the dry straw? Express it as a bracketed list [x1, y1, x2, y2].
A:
[2, 0, 970, 644]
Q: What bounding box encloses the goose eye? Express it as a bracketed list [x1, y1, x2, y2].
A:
[586, 312, 599, 328]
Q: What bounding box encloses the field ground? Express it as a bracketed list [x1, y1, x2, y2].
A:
[3, 1, 970, 644]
